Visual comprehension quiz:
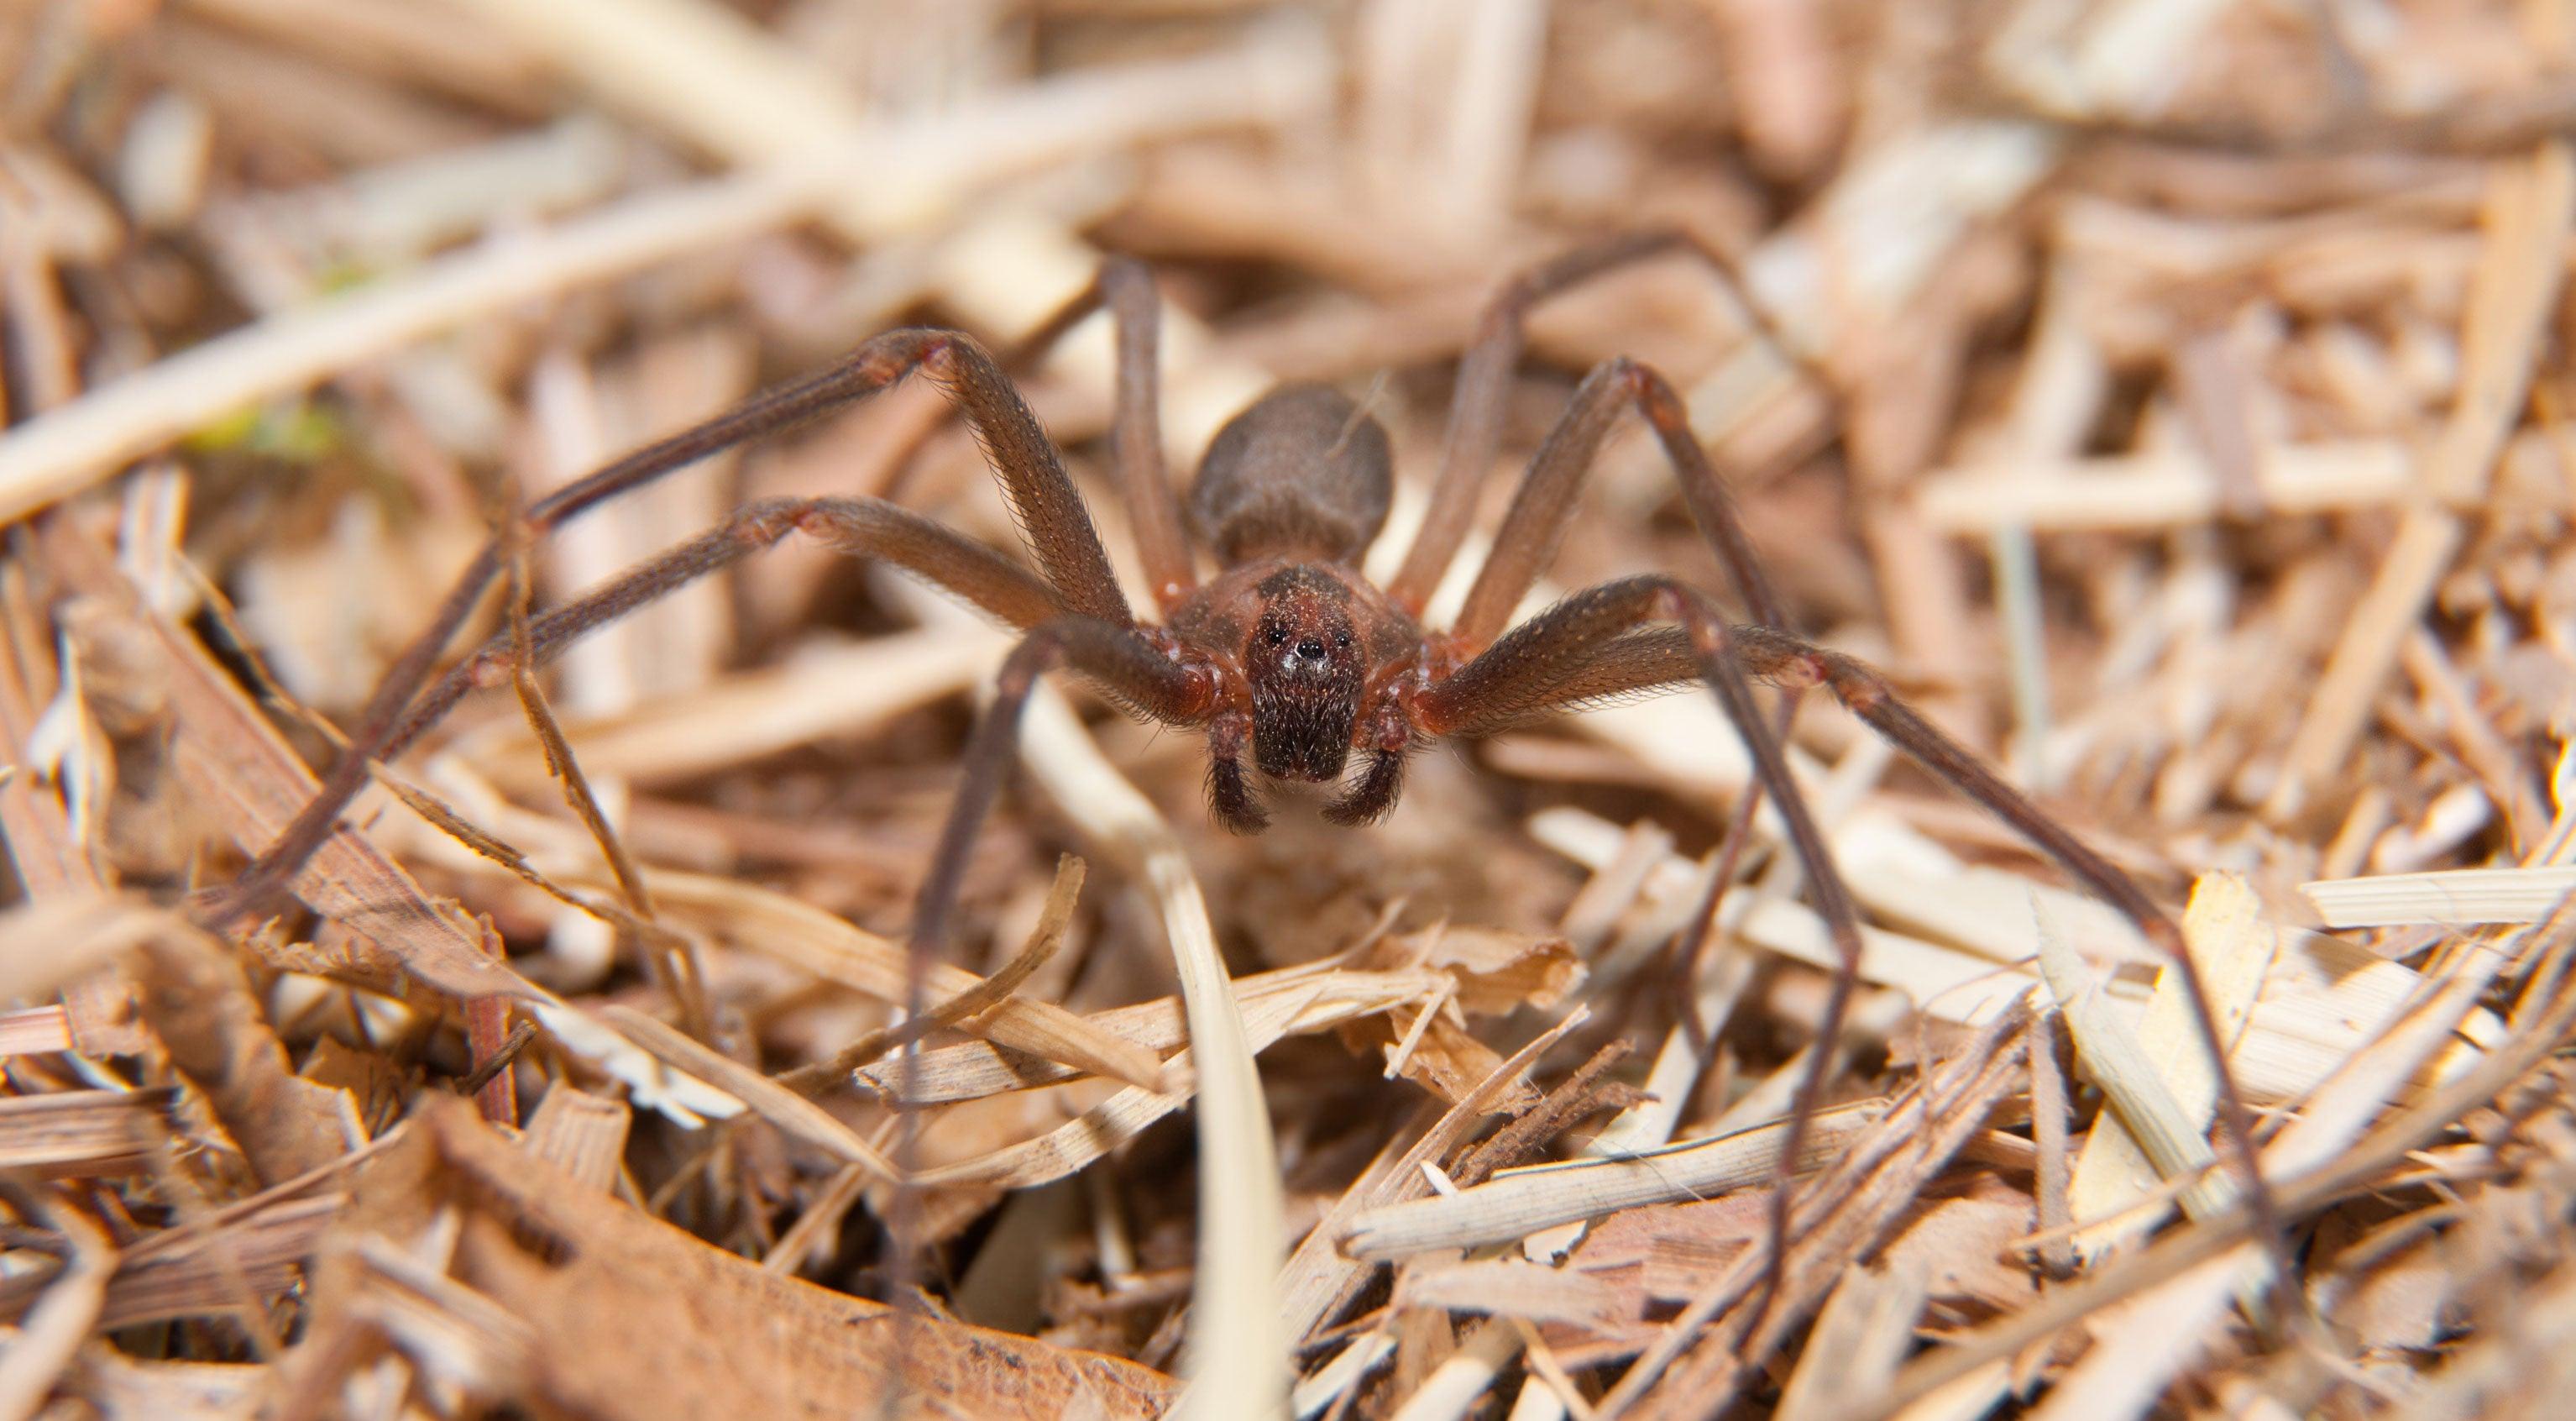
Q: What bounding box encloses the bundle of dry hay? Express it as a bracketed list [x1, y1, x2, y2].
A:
[3, 3, 2572, 1418]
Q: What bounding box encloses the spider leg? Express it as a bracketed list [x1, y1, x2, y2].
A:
[1416, 575, 1862, 1338]
[217, 328, 1126, 922]
[1422, 579, 2300, 1351]
[1430, 333, 2295, 1338]
[1451, 356, 1786, 652]
[1395, 235, 1840, 1059]
[1441, 351, 1808, 1067]
[1385, 229, 1807, 620]
[908, 616, 1215, 962]
[377, 496, 1065, 769]
[870, 612, 1208, 1329]
[1008, 260, 1198, 613]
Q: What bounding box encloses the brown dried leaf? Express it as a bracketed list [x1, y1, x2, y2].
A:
[296, 1096, 1176, 1420]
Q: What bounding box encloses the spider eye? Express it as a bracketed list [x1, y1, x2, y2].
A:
[1264, 627, 1288, 646]
[1334, 632, 1353, 650]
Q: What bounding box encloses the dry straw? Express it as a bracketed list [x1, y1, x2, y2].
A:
[3, 2, 2572, 1418]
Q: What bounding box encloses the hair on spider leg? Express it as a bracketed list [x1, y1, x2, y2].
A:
[215, 231, 2305, 1376]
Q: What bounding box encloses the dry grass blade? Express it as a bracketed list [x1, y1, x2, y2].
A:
[1342, 1103, 1884, 1263]
[624, 864, 1166, 1091]
[0, 24, 1326, 521]
[0, 1191, 112, 1421]
[0, 1088, 169, 1173]
[395, 787, 1165, 1091]
[783, 853, 1085, 1093]
[853, 958, 1437, 1105]
[2267, 140, 2575, 819]
[1013, 684, 1284, 1418]
[596, 1004, 897, 1180]
[2302, 865, 2576, 926]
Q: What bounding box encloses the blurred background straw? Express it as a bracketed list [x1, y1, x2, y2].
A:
[3, 2, 2575, 1418]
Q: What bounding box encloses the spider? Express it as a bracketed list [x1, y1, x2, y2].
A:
[216, 229, 2287, 1327]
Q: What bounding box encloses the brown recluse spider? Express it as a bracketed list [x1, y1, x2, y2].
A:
[208, 230, 2293, 1346]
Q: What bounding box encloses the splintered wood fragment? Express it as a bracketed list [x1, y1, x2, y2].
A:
[1451, 1039, 1636, 1187]
[518, 1085, 631, 1195]
[36, 526, 522, 999]
[2056, 875, 2275, 1251]
[2301, 865, 2576, 926]
[0, 1007, 73, 1057]
[1773, 1256, 1929, 1421]
[0, 600, 154, 1057]
[2268, 140, 2575, 820]
[129, 930, 366, 1188]
[92, 1196, 343, 1330]
[2029, 1009, 2076, 1280]
[1395, 1257, 1626, 1329]
[0, 1089, 169, 1172]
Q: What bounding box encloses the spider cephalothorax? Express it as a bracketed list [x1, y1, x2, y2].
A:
[1156, 385, 1426, 830]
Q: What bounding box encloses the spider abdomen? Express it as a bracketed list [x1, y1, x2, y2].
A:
[1190, 383, 1392, 567]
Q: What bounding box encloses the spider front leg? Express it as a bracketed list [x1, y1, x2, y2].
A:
[907, 619, 1217, 962]
[218, 328, 1131, 921]
[1416, 575, 1861, 1334]
[1426, 576, 2300, 1341]
[1427, 340, 2296, 1342]
[377, 496, 1065, 767]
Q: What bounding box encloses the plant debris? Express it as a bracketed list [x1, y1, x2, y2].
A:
[4, 3, 2575, 1418]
